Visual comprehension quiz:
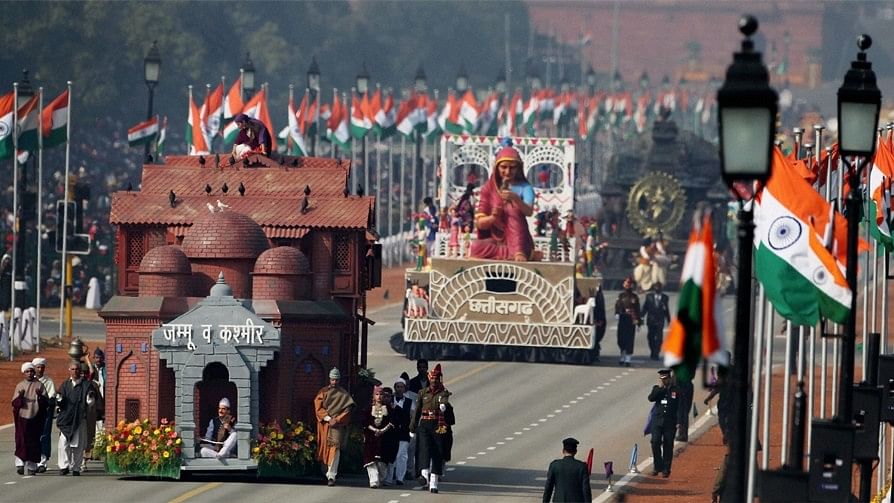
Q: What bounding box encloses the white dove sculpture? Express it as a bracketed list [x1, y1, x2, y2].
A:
[217, 199, 230, 211]
[206, 202, 216, 213]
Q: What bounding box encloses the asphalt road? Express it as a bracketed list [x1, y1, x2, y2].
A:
[0, 292, 740, 503]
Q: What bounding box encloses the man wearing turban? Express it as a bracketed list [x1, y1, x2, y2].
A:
[13, 362, 48, 475]
[32, 357, 55, 473]
[314, 367, 355, 486]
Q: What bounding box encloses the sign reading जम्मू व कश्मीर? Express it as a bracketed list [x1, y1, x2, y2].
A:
[160, 319, 266, 352]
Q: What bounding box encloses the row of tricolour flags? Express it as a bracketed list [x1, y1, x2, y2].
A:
[0, 88, 70, 160]
[125, 76, 717, 157]
[661, 142, 894, 382]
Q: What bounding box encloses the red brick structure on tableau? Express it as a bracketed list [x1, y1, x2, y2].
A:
[99, 154, 380, 432]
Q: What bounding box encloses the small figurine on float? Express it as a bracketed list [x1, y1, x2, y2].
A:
[461, 225, 471, 258]
[411, 217, 429, 271]
[547, 208, 561, 261]
[447, 207, 461, 258]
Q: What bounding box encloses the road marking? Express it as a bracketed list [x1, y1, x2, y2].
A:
[554, 409, 563, 413]
[562, 405, 570, 408]
[467, 456, 476, 460]
[538, 418, 547, 422]
[590, 389, 599, 393]
[505, 437, 514, 441]
[477, 451, 486, 455]
[169, 482, 222, 503]
[445, 361, 498, 386]
[387, 500, 400, 503]
[4, 481, 14, 485]
[447, 467, 456, 472]
[576, 396, 584, 400]
[456, 461, 466, 465]
[597, 386, 605, 390]
[529, 423, 538, 426]
[570, 400, 578, 404]
[497, 441, 505, 445]
[487, 446, 496, 450]
[514, 431, 523, 435]
[523, 427, 530, 431]
[547, 414, 555, 418]
[400, 493, 411, 497]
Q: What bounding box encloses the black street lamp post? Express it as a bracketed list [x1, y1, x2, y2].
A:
[241, 52, 255, 101]
[14, 70, 34, 311]
[414, 65, 427, 223]
[356, 63, 370, 194]
[143, 41, 161, 163]
[837, 34, 881, 503]
[307, 56, 321, 156]
[717, 15, 778, 501]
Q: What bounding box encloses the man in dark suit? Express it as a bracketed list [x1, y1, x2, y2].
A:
[648, 369, 680, 477]
[407, 359, 429, 394]
[542, 437, 592, 503]
[641, 282, 670, 360]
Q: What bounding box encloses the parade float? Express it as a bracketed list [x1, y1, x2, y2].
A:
[399, 134, 603, 364]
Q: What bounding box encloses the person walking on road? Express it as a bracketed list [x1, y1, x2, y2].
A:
[314, 367, 355, 486]
[13, 362, 48, 476]
[32, 357, 56, 473]
[410, 363, 453, 494]
[542, 437, 592, 503]
[56, 362, 96, 476]
[648, 369, 680, 478]
[615, 277, 642, 366]
[641, 281, 670, 361]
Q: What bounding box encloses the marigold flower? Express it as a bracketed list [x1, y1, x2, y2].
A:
[153, 429, 160, 436]
[133, 426, 143, 435]
[175, 438, 181, 445]
[106, 446, 112, 453]
[163, 451, 170, 458]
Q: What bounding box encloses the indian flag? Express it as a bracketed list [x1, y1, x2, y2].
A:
[438, 92, 463, 135]
[395, 97, 416, 138]
[477, 91, 500, 136]
[350, 91, 372, 140]
[424, 96, 440, 140]
[754, 148, 851, 325]
[459, 89, 479, 133]
[662, 214, 726, 382]
[16, 94, 41, 152]
[326, 93, 351, 151]
[201, 83, 224, 145]
[223, 77, 243, 119]
[127, 116, 159, 147]
[254, 88, 276, 152]
[286, 93, 307, 156]
[372, 89, 396, 138]
[522, 94, 539, 135]
[156, 115, 167, 158]
[869, 139, 894, 250]
[222, 90, 262, 145]
[186, 91, 209, 155]
[41, 89, 69, 149]
[0, 92, 13, 159]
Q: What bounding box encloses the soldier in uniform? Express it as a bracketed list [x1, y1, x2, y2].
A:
[542, 437, 592, 503]
[648, 369, 679, 478]
[410, 363, 454, 494]
[641, 282, 670, 361]
[614, 277, 642, 366]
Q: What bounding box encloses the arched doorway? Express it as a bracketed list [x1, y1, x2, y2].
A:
[194, 362, 237, 452]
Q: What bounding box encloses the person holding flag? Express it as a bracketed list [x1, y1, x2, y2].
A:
[231, 113, 271, 159]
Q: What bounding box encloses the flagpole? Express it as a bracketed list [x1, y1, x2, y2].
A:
[58, 82, 72, 343]
[400, 135, 406, 236]
[388, 136, 394, 237]
[746, 285, 766, 502]
[219, 75, 226, 150]
[780, 320, 793, 462]
[761, 299, 775, 469]
[204, 83, 212, 153]
[9, 82, 18, 361]
[35, 87, 43, 354]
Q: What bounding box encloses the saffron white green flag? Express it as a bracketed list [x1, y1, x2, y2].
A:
[662, 214, 727, 382]
[41, 89, 69, 149]
[869, 140, 894, 250]
[754, 148, 851, 325]
[350, 92, 372, 140]
[0, 92, 14, 159]
[16, 94, 41, 152]
[326, 94, 351, 151]
[156, 116, 167, 158]
[127, 116, 159, 147]
[459, 89, 479, 133]
[286, 94, 307, 156]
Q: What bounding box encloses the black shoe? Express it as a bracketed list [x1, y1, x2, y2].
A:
[650, 470, 659, 476]
[72, 471, 80, 476]
[37, 466, 46, 473]
[59, 468, 69, 476]
[662, 471, 670, 478]
[395, 480, 404, 486]
[430, 488, 439, 494]
[327, 478, 335, 486]
[16, 467, 24, 475]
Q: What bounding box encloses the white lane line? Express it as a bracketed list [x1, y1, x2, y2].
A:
[609, 378, 617, 382]
[487, 446, 496, 451]
[554, 409, 563, 413]
[562, 404, 570, 408]
[584, 392, 591, 396]
[4, 481, 14, 485]
[456, 461, 467, 465]
[467, 456, 476, 460]
[576, 396, 585, 400]
[505, 437, 514, 441]
[400, 493, 411, 497]
[523, 427, 531, 431]
[387, 500, 400, 503]
[547, 414, 555, 418]
[570, 400, 578, 404]
[538, 418, 548, 422]
[477, 451, 486, 455]
[514, 431, 523, 435]
[597, 386, 605, 390]
[497, 441, 505, 445]
[447, 467, 456, 472]
[590, 389, 599, 393]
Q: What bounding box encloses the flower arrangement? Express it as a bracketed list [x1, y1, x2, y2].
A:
[105, 418, 182, 479]
[252, 418, 317, 475]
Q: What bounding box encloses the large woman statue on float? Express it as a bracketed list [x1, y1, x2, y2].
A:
[470, 143, 537, 262]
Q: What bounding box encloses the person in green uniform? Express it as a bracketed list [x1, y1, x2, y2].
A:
[542, 437, 592, 503]
[410, 363, 453, 494]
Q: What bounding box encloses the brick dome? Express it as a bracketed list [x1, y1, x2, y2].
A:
[139, 245, 191, 274]
[181, 210, 269, 259]
[253, 246, 310, 275]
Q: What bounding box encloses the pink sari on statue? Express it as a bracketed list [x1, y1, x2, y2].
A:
[470, 173, 535, 261]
